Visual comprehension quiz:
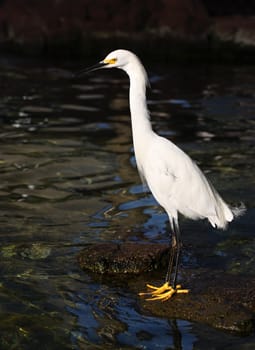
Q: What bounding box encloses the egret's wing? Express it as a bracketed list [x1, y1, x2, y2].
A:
[142, 135, 234, 228]
[141, 136, 183, 211]
[136, 161, 147, 185]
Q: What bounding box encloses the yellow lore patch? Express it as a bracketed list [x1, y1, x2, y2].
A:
[104, 58, 117, 65]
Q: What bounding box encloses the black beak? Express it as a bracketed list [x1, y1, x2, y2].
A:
[75, 61, 107, 77]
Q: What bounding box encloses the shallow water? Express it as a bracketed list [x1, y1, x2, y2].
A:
[0, 55, 254, 349]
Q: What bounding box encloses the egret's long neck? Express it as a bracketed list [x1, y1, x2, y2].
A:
[125, 62, 153, 142]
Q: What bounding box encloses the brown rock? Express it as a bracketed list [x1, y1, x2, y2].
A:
[78, 242, 169, 274]
[0, 0, 255, 59]
[132, 269, 255, 335]
[0, 0, 209, 37]
[211, 16, 255, 46]
[0, 0, 209, 55]
[78, 242, 255, 334]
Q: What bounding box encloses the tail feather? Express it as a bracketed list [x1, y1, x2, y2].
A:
[207, 176, 246, 229]
[231, 202, 246, 219]
[209, 200, 246, 230]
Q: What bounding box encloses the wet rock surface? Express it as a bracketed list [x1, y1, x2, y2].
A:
[135, 270, 255, 335]
[78, 242, 170, 274]
[78, 242, 255, 335]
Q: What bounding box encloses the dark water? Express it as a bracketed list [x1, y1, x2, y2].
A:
[0, 55, 254, 349]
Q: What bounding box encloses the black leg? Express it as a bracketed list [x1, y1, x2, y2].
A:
[172, 219, 182, 288]
[165, 217, 182, 288]
[139, 215, 188, 301]
[165, 231, 176, 284]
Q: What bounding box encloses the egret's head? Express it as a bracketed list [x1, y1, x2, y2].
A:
[102, 49, 134, 69]
[77, 49, 149, 87]
[78, 49, 139, 75]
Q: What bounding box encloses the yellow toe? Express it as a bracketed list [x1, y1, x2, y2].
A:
[139, 282, 189, 301]
[175, 284, 189, 294]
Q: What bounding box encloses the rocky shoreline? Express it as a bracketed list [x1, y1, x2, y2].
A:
[78, 242, 255, 335]
[0, 0, 255, 62]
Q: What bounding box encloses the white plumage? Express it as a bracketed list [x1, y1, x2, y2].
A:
[83, 49, 244, 301]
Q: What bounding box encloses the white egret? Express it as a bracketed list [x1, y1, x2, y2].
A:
[81, 49, 244, 301]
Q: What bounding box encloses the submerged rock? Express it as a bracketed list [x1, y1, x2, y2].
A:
[1, 243, 51, 260]
[78, 242, 255, 335]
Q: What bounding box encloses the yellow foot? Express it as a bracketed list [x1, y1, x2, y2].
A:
[139, 282, 189, 301]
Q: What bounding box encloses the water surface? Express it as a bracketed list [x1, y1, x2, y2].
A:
[0, 55, 254, 349]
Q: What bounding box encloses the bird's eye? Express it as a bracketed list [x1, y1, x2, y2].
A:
[104, 58, 117, 65]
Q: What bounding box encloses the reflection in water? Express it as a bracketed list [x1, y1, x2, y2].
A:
[0, 57, 254, 349]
